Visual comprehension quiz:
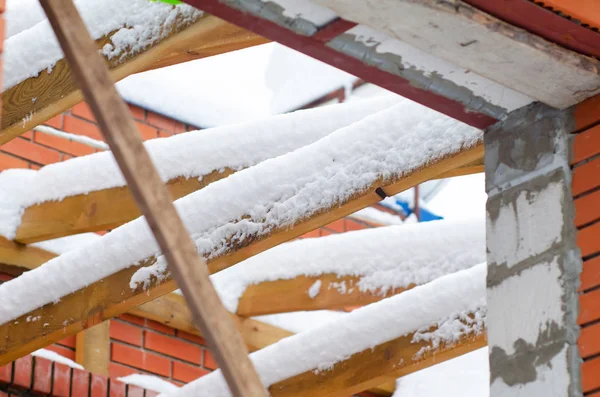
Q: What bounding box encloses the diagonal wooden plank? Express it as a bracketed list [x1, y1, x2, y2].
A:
[39, 0, 266, 394]
[0, 14, 266, 145]
[0, 142, 483, 366]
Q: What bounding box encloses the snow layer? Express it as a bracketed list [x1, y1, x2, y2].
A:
[5, 0, 48, 39]
[31, 233, 102, 255]
[0, 97, 396, 239]
[392, 347, 488, 397]
[4, 0, 201, 90]
[162, 264, 487, 396]
[211, 218, 485, 312]
[118, 43, 357, 128]
[118, 374, 179, 394]
[255, 311, 347, 334]
[0, 100, 481, 325]
[32, 349, 84, 370]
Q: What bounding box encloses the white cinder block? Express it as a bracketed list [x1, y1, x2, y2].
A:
[487, 259, 564, 356]
[490, 346, 569, 397]
[487, 182, 563, 268]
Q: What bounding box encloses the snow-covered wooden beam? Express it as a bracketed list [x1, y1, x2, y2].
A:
[0, 0, 266, 145]
[0, 101, 483, 365]
[212, 219, 485, 316]
[0, 237, 55, 271]
[2, 98, 396, 244]
[165, 264, 487, 397]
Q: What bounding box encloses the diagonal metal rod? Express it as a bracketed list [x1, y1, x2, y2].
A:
[38, 1, 268, 395]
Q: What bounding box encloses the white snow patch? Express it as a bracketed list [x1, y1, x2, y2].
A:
[32, 349, 84, 370]
[254, 311, 346, 334]
[349, 207, 403, 225]
[31, 233, 102, 255]
[118, 374, 179, 394]
[307, 280, 322, 299]
[161, 264, 486, 396]
[0, 100, 481, 325]
[260, 0, 337, 26]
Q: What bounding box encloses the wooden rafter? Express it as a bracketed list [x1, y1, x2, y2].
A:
[0, 143, 483, 365]
[0, 15, 267, 145]
[269, 329, 486, 397]
[8, 152, 483, 246]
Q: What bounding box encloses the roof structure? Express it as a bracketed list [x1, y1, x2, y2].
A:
[2, 0, 599, 396]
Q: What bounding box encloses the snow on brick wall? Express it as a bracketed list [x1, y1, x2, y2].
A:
[572, 94, 600, 396]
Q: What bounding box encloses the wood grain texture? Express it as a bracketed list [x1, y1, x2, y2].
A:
[39, 1, 267, 395]
[0, 237, 55, 270]
[269, 325, 486, 397]
[15, 170, 234, 244]
[0, 15, 265, 145]
[75, 321, 110, 376]
[0, 143, 483, 366]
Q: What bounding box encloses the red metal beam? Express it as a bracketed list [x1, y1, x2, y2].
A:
[463, 0, 600, 59]
[182, 0, 498, 129]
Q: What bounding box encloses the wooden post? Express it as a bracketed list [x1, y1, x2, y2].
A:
[38, 1, 267, 395]
[413, 185, 421, 221]
[75, 321, 110, 376]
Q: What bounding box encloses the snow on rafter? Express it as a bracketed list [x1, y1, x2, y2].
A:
[161, 264, 487, 397]
[0, 97, 397, 243]
[0, 100, 483, 363]
[210, 217, 486, 314]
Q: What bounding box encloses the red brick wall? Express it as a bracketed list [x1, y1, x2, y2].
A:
[573, 95, 600, 396]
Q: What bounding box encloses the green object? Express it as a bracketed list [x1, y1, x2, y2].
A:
[151, 0, 183, 4]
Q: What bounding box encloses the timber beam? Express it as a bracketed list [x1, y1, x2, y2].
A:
[0, 143, 483, 365]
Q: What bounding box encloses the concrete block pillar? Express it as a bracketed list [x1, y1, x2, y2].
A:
[485, 103, 582, 397]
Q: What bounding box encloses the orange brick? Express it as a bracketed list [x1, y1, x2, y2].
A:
[319, 228, 334, 237]
[34, 131, 95, 157]
[71, 367, 90, 397]
[71, 102, 95, 122]
[126, 384, 145, 397]
[579, 288, 600, 325]
[109, 378, 126, 397]
[172, 361, 209, 383]
[300, 230, 319, 239]
[203, 350, 218, 370]
[1, 138, 61, 165]
[581, 256, 600, 292]
[176, 330, 206, 346]
[13, 356, 32, 389]
[0, 0, 6, 13]
[147, 112, 185, 134]
[577, 222, 600, 258]
[0, 363, 11, 385]
[582, 355, 600, 393]
[119, 314, 146, 327]
[111, 343, 170, 377]
[157, 130, 173, 138]
[45, 344, 76, 361]
[345, 219, 368, 232]
[110, 320, 143, 346]
[145, 320, 175, 336]
[128, 104, 145, 121]
[32, 357, 52, 395]
[52, 363, 71, 397]
[29, 163, 42, 170]
[57, 335, 76, 349]
[63, 115, 103, 141]
[0, 18, 5, 53]
[108, 362, 138, 379]
[90, 374, 108, 397]
[144, 331, 202, 364]
[579, 322, 600, 359]
[45, 114, 63, 129]
[576, 94, 600, 132]
[574, 189, 600, 227]
[22, 131, 33, 140]
[324, 219, 345, 233]
[135, 121, 158, 141]
[573, 124, 600, 164]
[0, 152, 28, 170]
[573, 157, 600, 196]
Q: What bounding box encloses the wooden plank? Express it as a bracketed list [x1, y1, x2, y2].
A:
[0, 143, 483, 366]
[270, 331, 486, 397]
[39, 1, 266, 396]
[75, 321, 110, 376]
[0, 237, 55, 270]
[130, 293, 395, 396]
[236, 274, 409, 317]
[15, 171, 233, 244]
[0, 15, 265, 145]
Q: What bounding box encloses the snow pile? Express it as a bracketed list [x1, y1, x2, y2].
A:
[5, 0, 48, 39]
[32, 349, 84, 370]
[31, 233, 102, 255]
[211, 218, 485, 312]
[261, 0, 337, 26]
[4, 0, 201, 90]
[118, 374, 179, 394]
[0, 97, 396, 239]
[255, 311, 347, 334]
[349, 207, 404, 225]
[161, 264, 486, 396]
[392, 348, 488, 397]
[0, 100, 482, 325]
